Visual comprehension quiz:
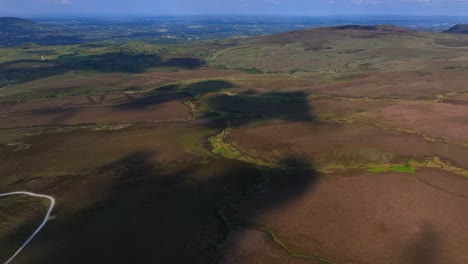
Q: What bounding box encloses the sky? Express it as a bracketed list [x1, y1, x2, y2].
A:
[1, 0, 468, 16]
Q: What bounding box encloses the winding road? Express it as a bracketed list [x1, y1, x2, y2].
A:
[0, 192, 55, 264]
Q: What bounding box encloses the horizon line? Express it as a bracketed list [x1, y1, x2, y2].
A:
[2, 13, 468, 18]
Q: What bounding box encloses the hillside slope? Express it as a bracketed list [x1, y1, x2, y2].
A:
[0, 17, 81, 46]
[0, 17, 38, 33]
[258, 25, 415, 44]
[210, 24, 453, 73]
[444, 24, 468, 34]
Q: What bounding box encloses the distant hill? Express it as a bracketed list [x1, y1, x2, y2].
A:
[0, 17, 38, 32]
[210, 24, 439, 73]
[0, 17, 35, 26]
[259, 25, 415, 45]
[0, 17, 82, 46]
[444, 24, 468, 34]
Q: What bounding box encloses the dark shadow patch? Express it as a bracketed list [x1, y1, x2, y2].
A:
[6, 150, 319, 264]
[237, 157, 319, 221]
[202, 91, 314, 125]
[1, 75, 320, 263]
[403, 222, 440, 264]
[183, 80, 236, 96]
[0, 53, 205, 84]
[154, 84, 180, 92]
[114, 80, 236, 110]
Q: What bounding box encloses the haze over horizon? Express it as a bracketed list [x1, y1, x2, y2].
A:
[1, 0, 468, 17]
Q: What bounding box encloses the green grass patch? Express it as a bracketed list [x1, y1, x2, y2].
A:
[209, 131, 242, 160]
[368, 164, 416, 174]
[209, 128, 275, 167]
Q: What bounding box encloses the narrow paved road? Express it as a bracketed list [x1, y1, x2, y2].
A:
[0, 192, 55, 264]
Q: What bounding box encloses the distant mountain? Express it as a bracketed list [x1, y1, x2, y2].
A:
[444, 24, 468, 34]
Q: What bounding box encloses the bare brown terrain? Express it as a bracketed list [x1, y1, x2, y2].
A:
[224, 168, 468, 264]
[0, 93, 190, 128]
[227, 122, 468, 169]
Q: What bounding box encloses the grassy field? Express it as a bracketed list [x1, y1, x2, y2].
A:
[0, 25, 468, 264]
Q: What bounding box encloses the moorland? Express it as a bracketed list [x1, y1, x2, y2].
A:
[0, 19, 468, 264]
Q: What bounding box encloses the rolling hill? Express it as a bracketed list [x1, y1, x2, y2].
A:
[444, 24, 468, 34]
[210, 24, 437, 73]
[0, 22, 468, 264]
[0, 17, 82, 46]
[0, 17, 38, 33]
[258, 24, 415, 45]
